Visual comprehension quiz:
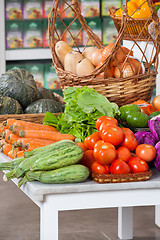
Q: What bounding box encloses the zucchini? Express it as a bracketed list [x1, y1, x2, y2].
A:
[30, 144, 83, 171]
[24, 139, 75, 158]
[0, 157, 25, 171]
[6, 141, 82, 179]
[18, 164, 90, 187]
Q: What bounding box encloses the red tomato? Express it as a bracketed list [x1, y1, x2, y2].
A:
[76, 142, 88, 152]
[120, 131, 138, 151]
[110, 159, 131, 174]
[84, 132, 101, 150]
[135, 144, 157, 162]
[93, 141, 117, 165]
[116, 146, 131, 163]
[92, 161, 110, 175]
[96, 116, 118, 131]
[80, 150, 96, 169]
[128, 157, 149, 173]
[121, 127, 134, 135]
[99, 123, 124, 146]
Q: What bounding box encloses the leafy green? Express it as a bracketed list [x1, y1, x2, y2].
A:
[43, 86, 120, 142]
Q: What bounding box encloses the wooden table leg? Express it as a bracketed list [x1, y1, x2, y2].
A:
[118, 206, 133, 240]
[40, 196, 58, 240]
[155, 205, 160, 227]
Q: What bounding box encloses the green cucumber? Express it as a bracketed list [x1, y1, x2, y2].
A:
[6, 140, 77, 180]
[0, 157, 25, 170]
[23, 139, 75, 158]
[18, 164, 90, 187]
[30, 144, 83, 171]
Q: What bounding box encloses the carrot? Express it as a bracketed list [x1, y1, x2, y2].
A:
[19, 130, 75, 141]
[23, 141, 51, 151]
[9, 124, 25, 135]
[8, 150, 24, 159]
[16, 138, 55, 149]
[0, 123, 6, 136]
[4, 119, 58, 132]
[8, 133, 20, 145]
[0, 139, 7, 147]
[1, 144, 13, 155]
[76, 142, 88, 152]
[2, 129, 12, 143]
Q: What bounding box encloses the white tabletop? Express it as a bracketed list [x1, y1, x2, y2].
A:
[0, 152, 160, 202]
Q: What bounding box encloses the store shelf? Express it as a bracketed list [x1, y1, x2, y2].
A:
[6, 48, 52, 61]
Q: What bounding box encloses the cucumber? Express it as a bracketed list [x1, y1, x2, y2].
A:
[30, 144, 83, 171]
[6, 140, 77, 180]
[18, 164, 90, 187]
[23, 139, 75, 158]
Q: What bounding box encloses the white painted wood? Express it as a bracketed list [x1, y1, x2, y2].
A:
[0, 0, 6, 75]
[155, 205, 160, 227]
[118, 207, 133, 240]
[40, 196, 58, 240]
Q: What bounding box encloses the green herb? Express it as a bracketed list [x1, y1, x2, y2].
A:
[43, 86, 119, 142]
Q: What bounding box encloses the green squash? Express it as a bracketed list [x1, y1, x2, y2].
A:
[0, 96, 23, 115]
[24, 99, 64, 114]
[37, 87, 56, 100]
[0, 69, 38, 108]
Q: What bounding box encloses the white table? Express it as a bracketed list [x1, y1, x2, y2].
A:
[1, 153, 160, 240]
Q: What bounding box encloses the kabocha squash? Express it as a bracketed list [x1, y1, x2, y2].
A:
[0, 96, 23, 115]
[0, 69, 38, 109]
[24, 99, 64, 114]
[37, 87, 56, 100]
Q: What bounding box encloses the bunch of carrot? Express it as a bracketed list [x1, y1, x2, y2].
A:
[0, 119, 75, 159]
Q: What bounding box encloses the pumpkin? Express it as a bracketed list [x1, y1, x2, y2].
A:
[0, 96, 23, 115]
[0, 69, 38, 109]
[24, 99, 64, 114]
[37, 87, 56, 100]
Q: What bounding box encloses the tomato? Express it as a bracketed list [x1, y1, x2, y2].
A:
[152, 95, 160, 111]
[96, 116, 118, 131]
[80, 150, 96, 169]
[121, 127, 134, 135]
[128, 157, 149, 173]
[110, 159, 131, 174]
[99, 123, 124, 146]
[84, 132, 101, 150]
[135, 144, 157, 162]
[120, 131, 138, 151]
[93, 140, 117, 165]
[76, 142, 88, 152]
[116, 146, 131, 163]
[92, 161, 110, 175]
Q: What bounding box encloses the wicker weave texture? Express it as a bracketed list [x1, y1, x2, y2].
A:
[49, 0, 159, 106]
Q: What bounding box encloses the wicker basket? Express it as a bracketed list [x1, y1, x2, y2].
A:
[109, 8, 152, 41]
[48, 0, 160, 106]
[92, 170, 152, 184]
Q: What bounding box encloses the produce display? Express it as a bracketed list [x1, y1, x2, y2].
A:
[55, 40, 143, 79]
[0, 83, 160, 186]
[0, 68, 64, 114]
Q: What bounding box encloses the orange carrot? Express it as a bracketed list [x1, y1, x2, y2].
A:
[4, 119, 58, 132]
[23, 141, 51, 151]
[0, 139, 7, 147]
[8, 133, 20, 145]
[1, 144, 13, 155]
[19, 130, 75, 141]
[16, 138, 55, 149]
[0, 123, 6, 136]
[2, 129, 12, 143]
[76, 142, 88, 152]
[8, 150, 24, 159]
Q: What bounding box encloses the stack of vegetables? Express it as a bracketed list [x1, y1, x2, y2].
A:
[80, 116, 156, 177]
[1, 140, 89, 187]
[0, 68, 64, 114]
[0, 118, 75, 159]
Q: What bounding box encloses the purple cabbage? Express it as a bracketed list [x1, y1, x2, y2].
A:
[135, 131, 157, 146]
[148, 116, 160, 142]
[154, 142, 160, 171]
